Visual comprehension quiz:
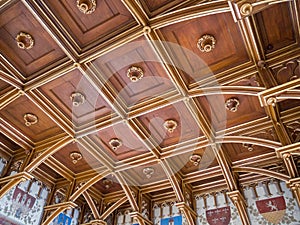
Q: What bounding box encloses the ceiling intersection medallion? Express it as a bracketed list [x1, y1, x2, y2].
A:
[225, 98, 240, 112]
[23, 113, 38, 126]
[189, 154, 201, 166]
[143, 167, 154, 179]
[102, 178, 113, 189]
[163, 119, 177, 133]
[76, 0, 97, 14]
[15, 32, 34, 50]
[197, 34, 216, 53]
[70, 92, 86, 107]
[109, 138, 122, 150]
[242, 143, 254, 151]
[127, 66, 144, 82]
[70, 151, 83, 164]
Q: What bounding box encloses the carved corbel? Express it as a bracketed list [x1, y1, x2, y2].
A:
[286, 177, 300, 207]
[175, 202, 197, 225]
[227, 190, 250, 225]
[130, 212, 153, 225]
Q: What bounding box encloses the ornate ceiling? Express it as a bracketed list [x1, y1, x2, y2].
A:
[0, 0, 300, 224]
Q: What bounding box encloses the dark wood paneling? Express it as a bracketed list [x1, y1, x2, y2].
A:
[39, 69, 112, 126]
[123, 163, 167, 186]
[0, 1, 66, 78]
[89, 123, 149, 162]
[138, 101, 202, 148]
[140, 0, 186, 16]
[255, 2, 297, 54]
[196, 94, 266, 131]
[0, 95, 63, 142]
[92, 37, 175, 107]
[176, 147, 219, 175]
[43, 0, 136, 48]
[0, 133, 21, 152]
[158, 12, 249, 86]
[39, 163, 62, 179]
[93, 175, 123, 195]
[53, 142, 102, 174]
[222, 143, 273, 162]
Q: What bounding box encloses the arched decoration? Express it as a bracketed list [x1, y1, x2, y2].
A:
[215, 136, 282, 149]
[232, 166, 290, 182]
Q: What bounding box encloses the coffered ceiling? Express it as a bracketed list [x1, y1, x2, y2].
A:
[0, 0, 300, 224]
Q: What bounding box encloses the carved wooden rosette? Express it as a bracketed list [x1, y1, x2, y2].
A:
[15, 32, 34, 50]
[77, 0, 97, 14]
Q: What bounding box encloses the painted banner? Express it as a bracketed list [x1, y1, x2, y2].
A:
[52, 213, 72, 225]
[0, 216, 21, 225]
[256, 196, 286, 224]
[12, 186, 36, 219]
[206, 206, 231, 225]
[161, 215, 182, 225]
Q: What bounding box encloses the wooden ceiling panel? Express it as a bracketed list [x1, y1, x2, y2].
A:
[279, 99, 300, 112]
[89, 123, 149, 162]
[137, 101, 203, 148]
[93, 174, 123, 195]
[285, 119, 300, 143]
[0, 133, 21, 153]
[52, 142, 103, 174]
[140, 0, 186, 16]
[222, 143, 274, 162]
[173, 147, 219, 175]
[0, 95, 63, 143]
[158, 12, 249, 86]
[196, 94, 266, 131]
[39, 69, 113, 127]
[42, 0, 136, 49]
[91, 36, 175, 107]
[255, 2, 298, 54]
[0, 1, 66, 79]
[38, 162, 62, 180]
[122, 163, 168, 186]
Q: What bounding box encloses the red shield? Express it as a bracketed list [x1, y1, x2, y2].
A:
[256, 196, 286, 225]
[206, 206, 231, 225]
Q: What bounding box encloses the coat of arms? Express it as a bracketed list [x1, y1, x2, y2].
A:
[53, 213, 72, 225]
[206, 206, 231, 225]
[256, 196, 286, 224]
[11, 186, 36, 219]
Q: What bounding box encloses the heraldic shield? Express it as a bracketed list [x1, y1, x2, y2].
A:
[256, 196, 286, 225]
[206, 206, 231, 225]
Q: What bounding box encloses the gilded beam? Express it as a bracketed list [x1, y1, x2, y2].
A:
[24, 136, 73, 172]
[82, 191, 101, 219]
[227, 190, 250, 225]
[114, 171, 139, 212]
[100, 196, 128, 220]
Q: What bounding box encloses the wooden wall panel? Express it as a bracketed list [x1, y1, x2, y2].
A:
[89, 123, 149, 162]
[158, 12, 249, 86]
[53, 142, 102, 174]
[222, 143, 273, 162]
[196, 94, 266, 131]
[39, 69, 113, 126]
[0, 95, 63, 142]
[43, 0, 136, 49]
[92, 37, 175, 106]
[255, 2, 297, 54]
[140, 0, 186, 16]
[138, 101, 203, 148]
[0, 1, 66, 79]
